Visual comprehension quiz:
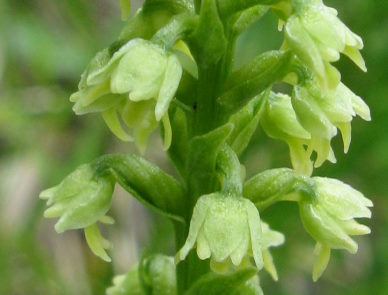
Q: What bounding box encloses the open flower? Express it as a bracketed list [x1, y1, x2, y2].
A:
[70, 38, 182, 151]
[292, 81, 370, 167]
[261, 92, 313, 175]
[176, 193, 263, 272]
[40, 164, 115, 261]
[299, 177, 373, 281]
[282, 2, 365, 90]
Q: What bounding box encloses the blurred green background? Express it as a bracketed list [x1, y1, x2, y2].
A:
[0, 0, 387, 294]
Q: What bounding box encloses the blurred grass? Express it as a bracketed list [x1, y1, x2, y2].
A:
[0, 0, 387, 294]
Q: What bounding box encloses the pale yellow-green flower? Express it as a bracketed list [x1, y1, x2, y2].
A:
[292, 81, 370, 168]
[280, 1, 365, 90]
[299, 177, 372, 281]
[40, 164, 115, 262]
[261, 92, 313, 175]
[176, 193, 264, 272]
[70, 38, 182, 152]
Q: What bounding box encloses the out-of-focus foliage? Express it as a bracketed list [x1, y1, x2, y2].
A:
[0, 0, 386, 294]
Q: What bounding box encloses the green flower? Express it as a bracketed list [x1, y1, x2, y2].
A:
[176, 193, 263, 272]
[40, 164, 115, 262]
[299, 177, 373, 281]
[70, 38, 182, 151]
[292, 81, 370, 168]
[282, 2, 365, 90]
[261, 92, 313, 175]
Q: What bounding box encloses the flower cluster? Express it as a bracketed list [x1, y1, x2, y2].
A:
[70, 38, 182, 152]
[38, 0, 373, 292]
[260, 0, 371, 175]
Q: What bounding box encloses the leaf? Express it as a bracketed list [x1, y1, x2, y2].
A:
[243, 168, 315, 210]
[144, 0, 194, 14]
[168, 106, 189, 177]
[188, 0, 227, 67]
[184, 267, 257, 295]
[227, 90, 268, 156]
[219, 51, 292, 112]
[231, 5, 269, 36]
[151, 13, 199, 49]
[217, 0, 277, 17]
[186, 123, 233, 195]
[92, 154, 185, 223]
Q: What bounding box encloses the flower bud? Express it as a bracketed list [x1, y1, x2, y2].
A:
[40, 164, 115, 261]
[107, 255, 177, 295]
[140, 255, 177, 295]
[299, 177, 372, 280]
[176, 193, 263, 271]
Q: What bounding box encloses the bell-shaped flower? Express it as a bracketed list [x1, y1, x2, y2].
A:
[283, 2, 365, 90]
[261, 221, 285, 281]
[292, 81, 370, 167]
[40, 164, 115, 262]
[176, 193, 264, 272]
[70, 38, 182, 151]
[261, 92, 313, 175]
[299, 177, 373, 281]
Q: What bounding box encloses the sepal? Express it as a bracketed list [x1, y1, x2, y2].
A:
[261, 221, 285, 281]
